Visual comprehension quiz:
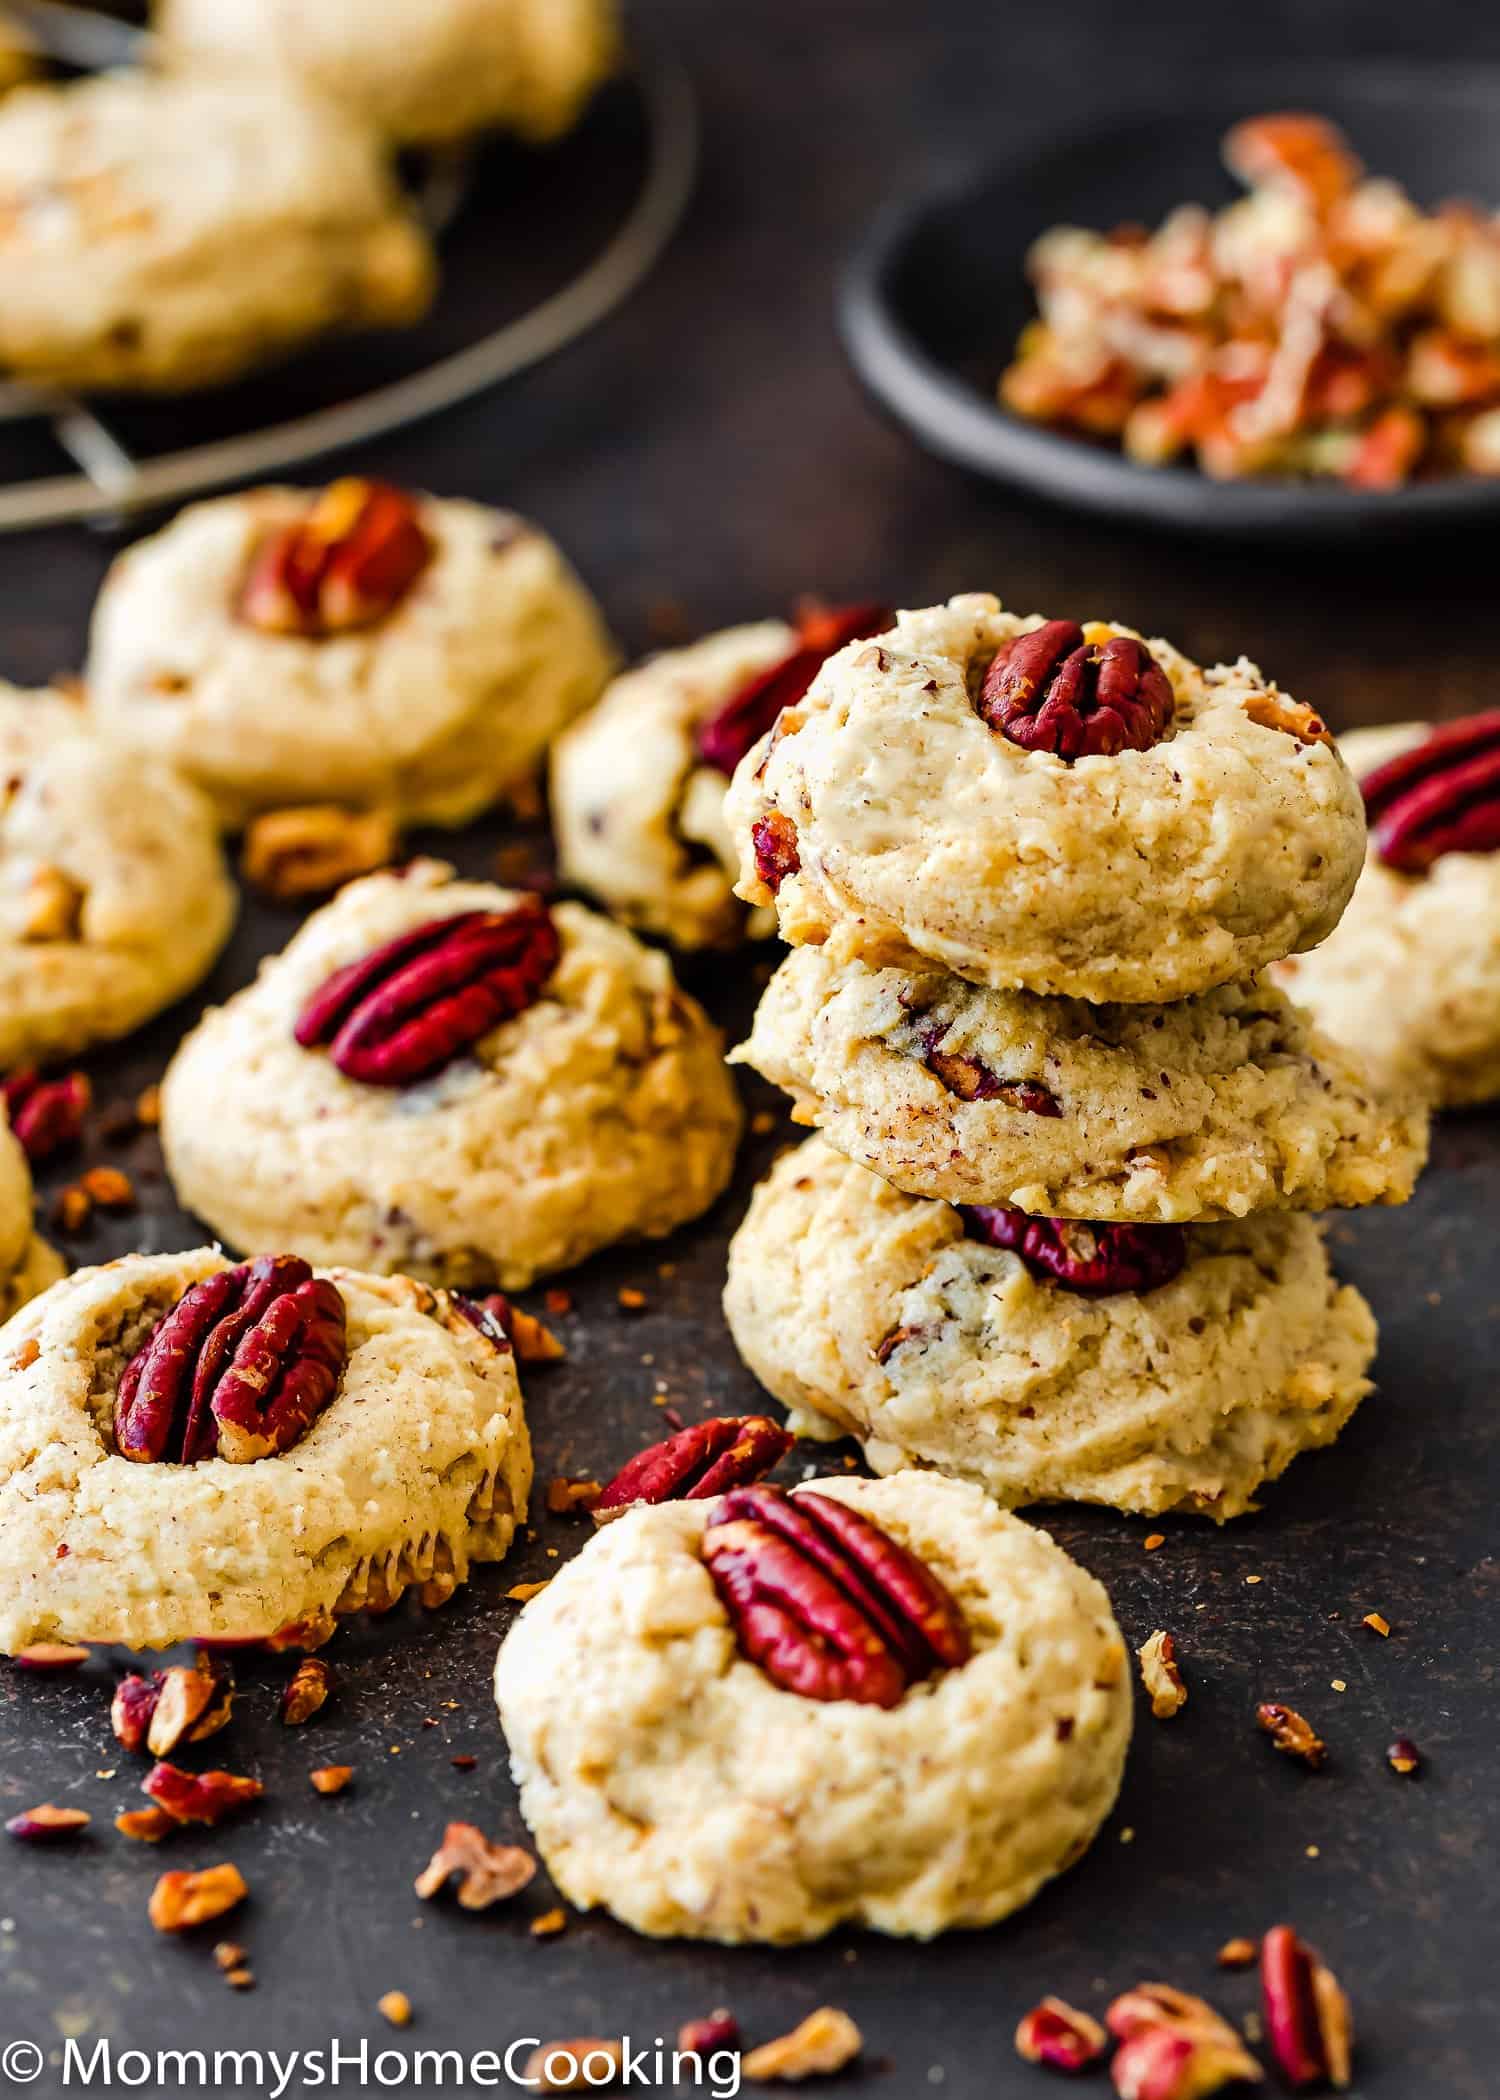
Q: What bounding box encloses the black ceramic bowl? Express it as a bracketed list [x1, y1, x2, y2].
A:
[838, 64, 1500, 541]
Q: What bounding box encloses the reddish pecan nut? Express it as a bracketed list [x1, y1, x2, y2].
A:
[595, 1415, 794, 1519]
[111, 1655, 234, 1757]
[2, 1067, 90, 1162]
[961, 1207, 1187, 1296]
[701, 1484, 970, 1708]
[751, 810, 801, 892]
[142, 1763, 264, 1828]
[916, 1024, 1063, 1113]
[113, 1255, 347, 1467]
[1359, 708, 1500, 872]
[1256, 1701, 1327, 1769]
[414, 1822, 536, 1910]
[239, 480, 433, 638]
[294, 902, 560, 1086]
[1015, 1996, 1108, 2071]
[1386, 1735, 1421, 1775]
[1260, 1925, 1352, 2090]
[678, 2010, 741, 2060]
[978, 621, 1175, 759]
[1107, 1985, 1263, 2100]
[695, 600, 890, 776]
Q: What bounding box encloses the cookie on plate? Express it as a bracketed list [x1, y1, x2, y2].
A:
[734, 945, 1428, 1220]
[0, 1111, 61, 1323]
[0, 683, 235, 1068]
[160, 861, 743, 1289]
[495, 1469, 1131, 1941]
[0, 70, 433, 392]
[156, 0, 619, 148]
[87, 482, 615, 830]
[1274, 717, 1500, 1108]
[0, 1249, 531, 1653]
[723, 1139, 1377, 1522]
[552, 605, 886, 949]
[726, 594, 1366, 1003]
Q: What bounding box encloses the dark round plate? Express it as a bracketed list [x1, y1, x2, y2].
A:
[838, 63, 1500, 540]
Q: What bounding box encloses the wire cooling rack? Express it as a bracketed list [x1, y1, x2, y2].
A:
[0, 2, 698, 531]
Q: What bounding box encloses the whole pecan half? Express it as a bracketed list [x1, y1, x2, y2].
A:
[2, 1067, 90, 1162]
[1359, 709, 1500, 871]
[294, 901, 560, 1086]
[113, 1255, 347, 1466]
[594, 1415, 793, 1519]
[239, 480, 432, 637]
[701, 1484, 970, 1707]
[1260, 1925, 1353, 2090]
[978, 620, 1175, 759]
[961, 1207, 1187, 1296]
[695, 600, 889, 775]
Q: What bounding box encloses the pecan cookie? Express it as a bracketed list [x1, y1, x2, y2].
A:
[0, 1249, 531, 1653]
[494, 1470, 1131, 1941]
[734, 946, 1428, 1220]
[0, 683, 235, 1067]
[87, 483, 614, 830]
[155, 0, 618, 148]
[723, 1140, 1377, 1522]
[0, 71, 433, 394]
[725, 594, 1366, 1003]
[1274, 720, 1500, 1108]
[160, 861, 743, 1288]
[0, 1113, 61, 1322]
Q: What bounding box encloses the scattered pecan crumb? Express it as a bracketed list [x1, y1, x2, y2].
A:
[742, 2008, 863, 2082]
[224, 1965, 255, 1990]
[546, 1476, 603, 1516]
[1387, 1736, 1421, 1776]
[530, 1907, 568, 1939]
[1257, 1702, 1327, 1769]
[116, 1806, 179, 1842]
[280, 1656, 334, 1725]
[507, 1301, 566, 1363]
[414, 1822, 536, 1910]
[214, 1941, 248, 1972]
[750, 1109, 778, 1135]
[1362, 1612, 1391, 1638]
[136, 1084, 161, 1127]
[242, 805, 397, 901]
[522, 2041, 624, 2093]
[617, 1287, 647, 1313]
[80, 1165, 135, 1211]
[5, 1803, 90, 1841]
[507, 1581, 551, 1603]
[1217, 1937, 1259, 1968]
[149, 1862, 248, 1933]
[1137, 1630, 1188, 1719]
[52, 1185, 93, 1233]
[378, 1991, 413, 2029]
[310, 1765, 353, 1796]
[450, 1754, 477, 1772]
[544, 1288, 573, 1317]
[1245, 1574, 1263, 1586]
[1143, 1533, 1166, 1552]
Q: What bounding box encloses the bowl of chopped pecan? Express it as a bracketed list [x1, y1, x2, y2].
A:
[839, 66, 1500, 537]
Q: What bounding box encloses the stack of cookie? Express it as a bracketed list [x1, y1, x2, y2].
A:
[722, 594, 1430, 1522]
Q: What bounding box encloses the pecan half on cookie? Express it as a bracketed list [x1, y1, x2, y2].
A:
[594, 1415, 793, 1518]
[978, 620, 1175, 759]
[114, 1254, 346, 1465]
[701, 1483, 970, 1707]
[1360, 708, 1500, 871]
[961, 1206, 1187, 1296]
[239, 479, 432, 637]
[294, 900, 560, 1085]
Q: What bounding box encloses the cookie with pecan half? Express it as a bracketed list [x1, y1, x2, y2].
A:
[494, 1469, 1131, 1941]
[725, 594, 1365, 1003]
[88, 485, 614, 831]
[160, 861, 742, 1289]
[0, 683, 234, 1068]
[1273, 721, 1500, 1108]
[0, 1249, 531, 1654]
[723, 1139, 1377, 1523]
[734, 946, 1428, 1220]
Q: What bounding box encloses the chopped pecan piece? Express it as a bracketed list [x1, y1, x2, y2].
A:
[530, 1907, 567, 1938]
[280, 1656, 333, 1726]
[1223, 113, 1362, 212]
[149, 1863, 248, 1932]
[751, 810, 800, 891]
[1260, 1925, 1352, 2089]
[1256, 1702, 1327, 1769]
[915, 1024, 1062, 1112]
[456, 1291, 565, 1363]
[962, 1207, 1187, 1297]
[22, 865, 84, 942]
[1107, 1984, 1263, 2099]
[1217, 1938, 1259, 1969]
[595, 1416, 793, 1519]
[116, 1807, 178, 1842]
[112, 1655, 234, 1756]
[113, 1255, 346, 1466]
[979, 621, 1174, 758]
[142, 1763, 263, 1828]
[741, 2007, 863, 2083]
[1386, 1736, 1421, 1776]
[701, 1484, 970, 1707]
[1241, 691, 1333, 749]
[1015, 1996, 1108, 2071]
[13, 1642, 89, 1670]
[294, 903, 560, 1086]
[696, 601, 889, 774]
[679, 2009, 741, 2058]
[1360, 709, 1500, 871]
[546, 1476, 603, 1515]
[239, 480, 432, 637]
[310, 1765, 353, 1795]
[414, 1821, 536, 1910]
[1137, 1630, 1187, 1720]
[2, 1068, 90, 1162]
[6, 1803, 90, 1841]
[242, 804, 398, 901]
[378, 1991, 414, 2029]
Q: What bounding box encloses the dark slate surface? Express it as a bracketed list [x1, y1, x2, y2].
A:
[1, 3, 1498, 2094]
